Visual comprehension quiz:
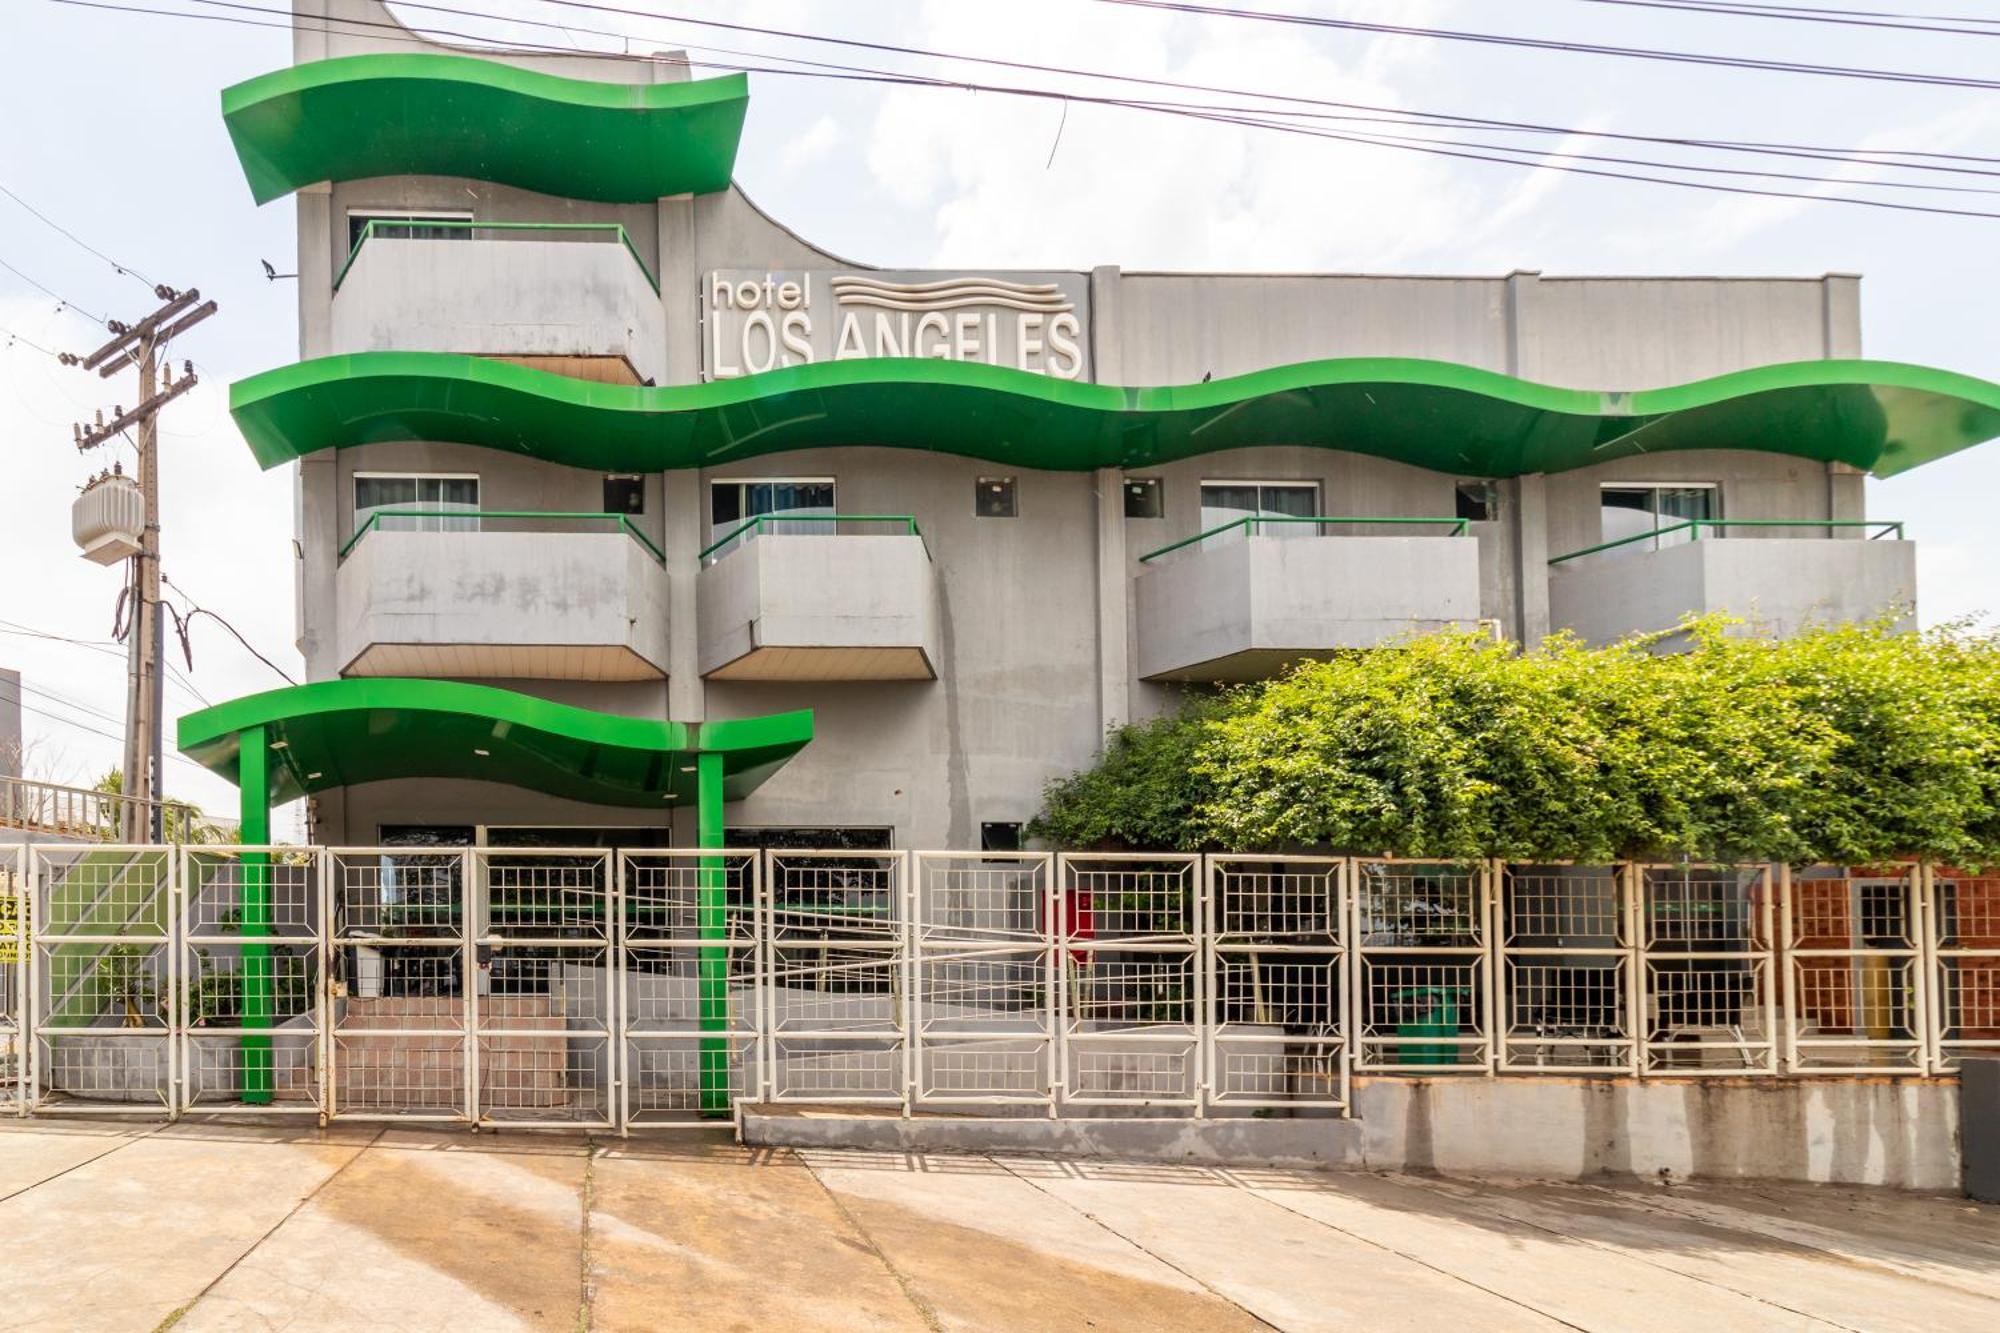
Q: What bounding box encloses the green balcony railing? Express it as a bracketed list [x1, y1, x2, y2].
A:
[1548, 518, 1905, 567]
[339, 510, 667, 564]
[1137, 514, 1472, 565]
[699, 514, 927, 566]
[333, 218, 660, 294]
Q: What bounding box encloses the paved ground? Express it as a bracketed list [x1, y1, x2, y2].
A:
[0, 1119, 1992, 1331]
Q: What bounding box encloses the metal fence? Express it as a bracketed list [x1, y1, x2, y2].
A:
[0, 845, 1975, 1128]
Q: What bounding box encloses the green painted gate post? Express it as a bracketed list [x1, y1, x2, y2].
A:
[695, 750, 728, 1117]
[238, 725, 274, 1104]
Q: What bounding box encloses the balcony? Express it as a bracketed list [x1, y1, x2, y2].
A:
[328, 221, 666, 386]
[1134, 517, 1483, 682]
[335, 511, 670, 681]
[1548, 520, 1916, 646]
[697, 517, 939, 681]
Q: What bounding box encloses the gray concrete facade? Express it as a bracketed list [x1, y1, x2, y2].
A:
[283, 2, 1910, 848]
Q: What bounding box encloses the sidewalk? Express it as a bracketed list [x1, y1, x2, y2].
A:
[0, 1118, 1992, 1331]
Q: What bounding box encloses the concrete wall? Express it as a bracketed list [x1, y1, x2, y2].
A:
[696, 532, 939, 678]
[1551, 538, 1918, 646]
[1135, 534, 1483, 681]
[336, 528, 670, 679]
[330, 235, 667, 385]
[744, 1076, 1962, 1191]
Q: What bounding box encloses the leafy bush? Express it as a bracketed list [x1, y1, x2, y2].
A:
[1031, 617, 2000, 864]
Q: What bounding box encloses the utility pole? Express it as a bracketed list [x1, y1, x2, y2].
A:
[66, 286, 217, 842]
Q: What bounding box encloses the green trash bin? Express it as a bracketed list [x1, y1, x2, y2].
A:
[1393, 985, 1467, 1066]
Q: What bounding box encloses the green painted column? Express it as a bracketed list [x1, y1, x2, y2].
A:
[695, 750, 728, 1117]
[237, 725, 274, 1104]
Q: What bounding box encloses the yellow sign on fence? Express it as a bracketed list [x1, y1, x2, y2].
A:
[0, 887, 18, 964]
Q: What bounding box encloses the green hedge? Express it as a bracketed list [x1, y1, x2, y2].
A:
[1029, 618, 2000, 864]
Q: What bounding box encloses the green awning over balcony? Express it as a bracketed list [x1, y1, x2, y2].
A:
[228, 351, 2000, 480]
[221, 55, 748, 204]
[176, 678, 811, 809]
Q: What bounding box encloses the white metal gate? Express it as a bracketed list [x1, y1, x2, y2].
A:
[1497, 864, 1636, 1074]
[1782, 865, 1927, 1074]
[1353, 859, 1493, 1073]
[326, 847, 469, 1120]
[31, 846, 176, 1113]
[911, 851, 1057, 1108]
[616, 850, 762, 1126]
[1638, 863, 1778, 1075]
[180, 847, 325, 1114]
[1930, 865, 2000, 1071]
[1058, 853, 1203, 1106]
[1, 845, 24, 1111]
[1207, 855, 1348, 1109]
[765, 850, 908, 1105]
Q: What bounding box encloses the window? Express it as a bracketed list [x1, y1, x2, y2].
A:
[346, 210, 473, 252]
[1123, 477, 1163, 519]
[1199, 481, 1318, 543]
[603, 474, 645, 515]
[979, 822, 1023, 853]
[353, 474, 479, 536]
[710, 478, 836, 538]
[975, 476, 1017, 518]
[1600, 483, 1718, 555]
[1456, 480, 1497, 523]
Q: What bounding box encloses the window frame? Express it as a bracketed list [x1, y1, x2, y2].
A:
[1123, 477, 1164, 519]
[344, 208, 475, 254]
[351, 471, 481, 541]
[707, 476, 838, 540]
[1198, 479, 1322, 544]
[975, 476, 1019, 519]
[1598, 481, 1721, 553]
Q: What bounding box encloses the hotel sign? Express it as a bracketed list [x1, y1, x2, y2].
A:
[704, 269, 1090, 381]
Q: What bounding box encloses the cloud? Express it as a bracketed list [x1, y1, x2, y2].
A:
[777, 113, 844, 172]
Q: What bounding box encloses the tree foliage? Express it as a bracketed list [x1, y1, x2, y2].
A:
[1032, 618, 2000, 864]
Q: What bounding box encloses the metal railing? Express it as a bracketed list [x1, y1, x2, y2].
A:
[339, 510, 667, 564]
[699, 514, 927, 566]
[0, 776, 196, 844]
[1138, 515, 1472, 565]
[1548, 519, 1906, 567]
[333, 218, 660, 294]
[0, 846, 1970, 1128]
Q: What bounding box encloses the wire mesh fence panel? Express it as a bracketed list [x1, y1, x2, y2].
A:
[767, 940, 907, 1105]
[1498, 864, 1634, 1073]
[911, 854, 1055, 1107]
[1639, 864, 1778, 1075]
[616, 851, 763, 1126]
[30, 846, 176, 1114]
[1207, 855, 1347, 1108]
[769, 1035, 906, 1103]
[326, 849, 469, 1120]
[1, 846, 24, 1111]
[1353, 860, 1491, 1073]
[1057, 854, 1202, 1106]
[1931, 867, 2000, 1071]
[768, 851, 905, 943]
[180, 848, 325, 1113]
[1782, 866, 1926, 1074]
[470, 849, 613, 1128]
[914, 852, 1052, 945]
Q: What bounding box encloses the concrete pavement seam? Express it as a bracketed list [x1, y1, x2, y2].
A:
[1221, 1174, 1592, 1332]
[797, 1149, 947, 1332]
[0, 1119, 168, 1206]
[147, 1125, 385, 1333]
[576, 1140, 599, 1333]
[1383, 1173, 1867, 1332]
[988, 1154, 1283, 1331]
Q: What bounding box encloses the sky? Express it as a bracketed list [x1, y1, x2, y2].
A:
[2, 0, 1998, 826]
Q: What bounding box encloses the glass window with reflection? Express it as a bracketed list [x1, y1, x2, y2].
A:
[710, 478, 836, 542]
[1599, 484, 1717, 556]
[353, 474, 479, 539]
[1199, 481, 1319, 548]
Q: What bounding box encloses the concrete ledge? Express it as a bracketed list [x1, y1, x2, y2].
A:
[743, 1074, 1962, 1190]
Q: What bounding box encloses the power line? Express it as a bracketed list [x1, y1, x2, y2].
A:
[42, 0, 2000, 221]
[160, 574, 297, 686]
[1092, 0, 2000, 89]
[0, 253, 107, 326]
[1569, 0, 2000, 37]
[0, 180, 157, 290]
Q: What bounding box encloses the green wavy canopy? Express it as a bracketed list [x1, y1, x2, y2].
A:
[229, 351, 2000, 479]
[221, 55, 748, 204]
[177, 678, 812, 807]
